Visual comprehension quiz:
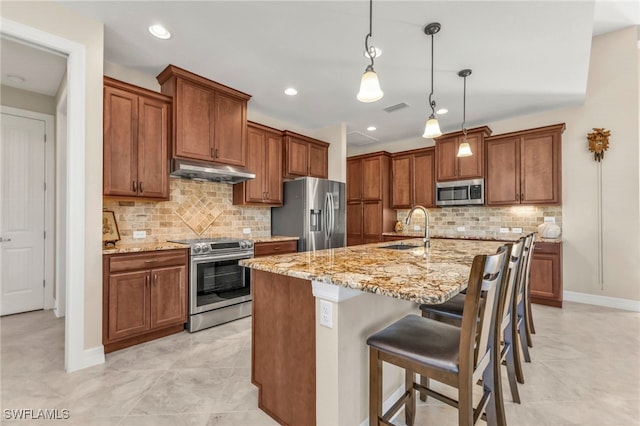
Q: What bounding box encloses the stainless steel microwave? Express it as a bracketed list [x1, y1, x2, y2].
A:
[436, 178, 484, 206]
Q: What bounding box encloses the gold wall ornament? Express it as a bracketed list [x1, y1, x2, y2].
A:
[587, 128, 611, 162]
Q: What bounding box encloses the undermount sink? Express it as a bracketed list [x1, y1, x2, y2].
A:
[380, 244, 421, 250]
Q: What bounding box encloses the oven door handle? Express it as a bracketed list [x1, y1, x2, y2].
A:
[191, 253, 254, 263]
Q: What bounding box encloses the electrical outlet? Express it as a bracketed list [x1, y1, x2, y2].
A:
[243, 228, 251, 234]
[499, 227, 509, 233]
[319, 300, 333, 328]
[457, 226, 465, 232]
[133, 230, 146, 239]
[512, 227, 523, 234]
[544, 217, 556, 223]
[413, 225, 421, 231]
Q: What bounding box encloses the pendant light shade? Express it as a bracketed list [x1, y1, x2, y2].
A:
[456, 68, 473, 158]
[357, 0, 383, 102]
[422, 22, 442, 139]
[422, 117, 442, 139]
[357, 67, 383, 102]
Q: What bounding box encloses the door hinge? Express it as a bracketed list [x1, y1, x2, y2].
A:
[44, 230, 46, 239]
[43, 280, 45, 288]
[44, 134, 47, 143]
[44, 182, 47, 191]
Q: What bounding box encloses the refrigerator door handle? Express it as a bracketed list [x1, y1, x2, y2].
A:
[324, 193, 331, 239]
[327, 192, 335, 239]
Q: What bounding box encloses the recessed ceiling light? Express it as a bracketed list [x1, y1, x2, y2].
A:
[148, 24, 171, 40]
[367, 126, 377, 131]
[363, 46, 382, 59]
[436, 108, 448, 115]
[6, 75, 25, 84]
[284, 88, 298, 96]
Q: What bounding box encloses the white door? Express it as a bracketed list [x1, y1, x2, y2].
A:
[0, 112, 46, 315]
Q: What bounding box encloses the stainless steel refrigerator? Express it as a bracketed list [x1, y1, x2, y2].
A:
[271, 177, 346, 252]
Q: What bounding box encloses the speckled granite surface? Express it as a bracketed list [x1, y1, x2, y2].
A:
[383, 232, 561, 244]
[252, 236, 299, 243]
[240, 239, 507, 304]
[103, 242, 189, 255]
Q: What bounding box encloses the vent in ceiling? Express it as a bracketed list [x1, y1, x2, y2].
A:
[347, 131, 379, 146]
[383, 102, 410, 113]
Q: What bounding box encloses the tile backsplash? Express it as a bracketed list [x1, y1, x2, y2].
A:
[397, 205, 562, 239]
[103, 177, 271, 244]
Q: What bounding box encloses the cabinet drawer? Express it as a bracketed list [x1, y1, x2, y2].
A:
[254, 240, 298, 257]
[533, 241, 560, 255]
[109, 249, 188, 273]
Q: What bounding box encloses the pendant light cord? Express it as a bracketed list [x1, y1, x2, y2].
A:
[462, 74, 467, 138]
[428, 32, 436, 116]
[364, 0, 375, 69]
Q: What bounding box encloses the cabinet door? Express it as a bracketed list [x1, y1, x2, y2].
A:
[213, 92, 247, 167]
[363, 201, 382, 243]
[150, 265, 187, 329]
[520, 133, 560, 204]
[308, 142, 328, 178]
[391, 155, 412, 209]
[486, 137, 520, 206]
[347, 159, 362, 201]
[457, 133, 483, 179]
[264, 132, 283, 204]
[245, 126, 267, 203]
[137, 96, 170, 199]
[435, 137, 458, 181]
[346, 202, 363, 246]
[413, 149, 435, 207]
[108, 271, 150, 340]
[362, 156, 383, 200]
[286, 138, 309, 176]
[104, 85, 138, 196]
[175, 79, 213, 161]
[529, 243, 562, 307]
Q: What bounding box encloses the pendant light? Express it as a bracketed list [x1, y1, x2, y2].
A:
[357, 0, 383, 102]
[422, 22, 442, 139]
[457, 69, 473, 157]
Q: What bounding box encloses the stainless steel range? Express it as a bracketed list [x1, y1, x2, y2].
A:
[169, 237, 254, 332]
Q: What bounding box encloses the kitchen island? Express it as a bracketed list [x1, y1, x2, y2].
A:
[240, 238, 506, 426]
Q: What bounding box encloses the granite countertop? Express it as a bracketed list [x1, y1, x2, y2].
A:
[240, 238, 507, 305]
[252, 236, 299, 243]
[103, 241, 189, 255]
[382, 232, 562, 244]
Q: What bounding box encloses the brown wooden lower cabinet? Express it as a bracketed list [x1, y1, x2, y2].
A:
[530, 241, 563, 307]
[252, 270, 316, 426]
[103, 249, 188, 353]
[253, 240, 298, 257]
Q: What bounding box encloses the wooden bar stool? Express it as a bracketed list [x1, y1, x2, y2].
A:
[367, 245, 509, 426]
[419, 238, 525, 404]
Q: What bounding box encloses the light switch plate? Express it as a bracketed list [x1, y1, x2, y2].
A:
[133, 230, 146, 239]
[457, 226, 465, 232]
[243, 228, 251, 234]
[512, 227, 523, 234]
[544, 217, 556, 223]
[413, 225, 421, 231]
[499, 227, 509, 233]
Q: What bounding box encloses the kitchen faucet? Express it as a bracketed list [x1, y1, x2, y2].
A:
[405, 205, 430, 251]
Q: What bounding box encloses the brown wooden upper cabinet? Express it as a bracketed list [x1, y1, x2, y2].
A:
[391, 147, 435, 209]
[156, 64, 251, 167]
[233, 122, 283, 206]
[435, 126, 492, 181]
[103, 77, 171, 200]
[485, 123, 564, 206]
[282, 131, 329, 179]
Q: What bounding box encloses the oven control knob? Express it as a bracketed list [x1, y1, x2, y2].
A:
[240, 241, 246, 249]
[193, 245, 201, 254]
[246, 240, 253, 249]
[200, 244, 210, 253]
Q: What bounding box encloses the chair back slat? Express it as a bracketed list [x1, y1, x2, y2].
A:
[459, 245, 509, 370]
[516, 234, 535, 304]
[500, 239, 525, 324]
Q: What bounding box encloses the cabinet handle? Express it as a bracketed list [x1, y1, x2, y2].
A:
[521, 193, 524, 201]
[265, 191, 269, 199]
[132, 180, 137, 192]
[153, 274, 158, 286]
[215, 148, 219, 158]
[139, 182, 144, 193]
[145, 275, 149, 288]
[210, 147, 214, 158]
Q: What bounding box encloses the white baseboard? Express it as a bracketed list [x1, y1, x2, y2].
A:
[563, 291, 640, 312]
[77, 346, 105, 371]
[360, 385, 405, 426]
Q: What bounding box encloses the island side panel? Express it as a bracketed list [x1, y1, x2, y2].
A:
[252, 269, 316, 426]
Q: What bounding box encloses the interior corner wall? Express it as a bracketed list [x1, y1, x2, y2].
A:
[487, 27, 640, 302]
[312, 123, 347, 183]
[1, 2, 105, 348]
[0, 85, 56, 114]
[104, 61, 160, 92]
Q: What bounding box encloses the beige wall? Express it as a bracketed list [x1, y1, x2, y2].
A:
[0, 85, 56, 114]
[347, 27, 640, 303]
[1, 2, 105, 348]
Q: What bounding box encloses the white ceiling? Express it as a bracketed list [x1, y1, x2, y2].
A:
[2, 1, 639, 145]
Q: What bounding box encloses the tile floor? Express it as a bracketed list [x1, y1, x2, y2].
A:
[1, 302, 638, 425]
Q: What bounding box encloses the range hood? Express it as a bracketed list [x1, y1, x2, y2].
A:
[170, 158, 255, 184]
